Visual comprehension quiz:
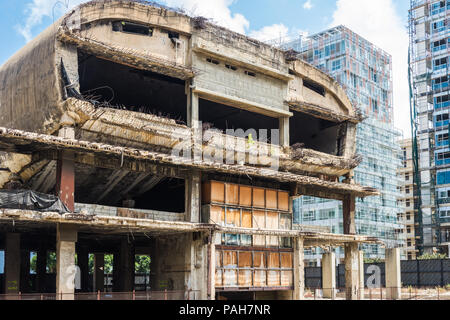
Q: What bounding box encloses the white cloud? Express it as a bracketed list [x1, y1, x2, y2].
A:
[249, 24, 289, 43]
[303, 0, 313, 10]
[17, 0, 89, 42]
[330, 0, 410, 137]
[163, 0, 249, 34]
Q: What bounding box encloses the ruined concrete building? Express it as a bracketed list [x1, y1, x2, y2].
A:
[0, 0, 379, 300]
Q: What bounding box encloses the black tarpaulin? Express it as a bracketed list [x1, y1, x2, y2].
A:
[0, 190, 70, 214]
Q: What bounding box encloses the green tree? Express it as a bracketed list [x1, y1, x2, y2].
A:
[417, 253, 448, 260]
[135, 255, 151, 274]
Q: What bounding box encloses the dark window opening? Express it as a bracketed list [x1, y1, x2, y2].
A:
[112, 21, 153, 36]
[207, 58, 220, 65]
[225, 64, 238, 71]
[303, 78, 325, 96]
[74, 165, 185, 213]
[199, 99, 278, 141]
[168, 31, 179, 39]
[245, 70, 256, 77]
[78, 51, 187, 124]
[290, 110, 341, 155]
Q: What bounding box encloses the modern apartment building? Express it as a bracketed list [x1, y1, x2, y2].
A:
[409, 0, 450, 256]
[397, 139, 420, 260]
[286, 25, 404, 264]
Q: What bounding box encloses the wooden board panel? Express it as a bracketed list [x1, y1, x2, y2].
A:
[225, 183, 239, 205]
[210, 206, 225, 225]
[254, 270, 266, 287]
[268, 252, 280, 268]
[266, 211, 279, 247]
[278, 191, 290, 211]
[239, 186, 252, 207]
[223, 251, 237, 268]
[211, 181, 225, 203]
[223, 270, 238, 286]
[267, 271, 281, 286]
[215, 270, 223, 287]
[266, 189, 278, 210]
[238, 251, 252, 268]
[281, 271, 293, 287]
[252, 210, 266, 246]
[238, 270, 253, 287]
[253, 252, 266, 268]
[202, 182, 212, 204]
[216, 250, 222, 268]
[280, 253, 293, 268]
[242, 211, 252, 228]
[226, 208, 240, 227]
[252, 187, 265, 208]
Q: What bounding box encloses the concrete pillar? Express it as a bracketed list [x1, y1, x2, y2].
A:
[344, 243, 359, 300]
[94, 254, 105, 292]
[385, 248, 401, 300]
[56, 127, 75, 212]
[36, 245, 47, 293]
[186, 171, 201, 223]
[187, 87, 199, 128]
[343, 195, 356, 235]
[207, 232, 216, 300]
[76, 245, 89, 292]
[119, 238, 135, 292]
[56, 224, 77, 300]
[279, 117, 290, 148]
[358, 251, 365, 300]
[20, 250, 30, 293]
[112, 251, 120, 292]
[4, 233, 21, 296]
[293, 237, 305, 300]
[321, 252, 336, 299]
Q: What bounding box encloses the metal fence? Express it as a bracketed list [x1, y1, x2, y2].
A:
[305, 259, 450, 288]
[0, 290, 200, 301]
[304, 287, 450, 300]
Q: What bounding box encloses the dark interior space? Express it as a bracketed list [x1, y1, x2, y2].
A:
[78, 51, 187, 124]
[199, 99, 278, 139]
[216, 291, 255, 300]
[73, 165, 185, 213]
[134, 178, 185, 213]
[290, 110, 341, 155]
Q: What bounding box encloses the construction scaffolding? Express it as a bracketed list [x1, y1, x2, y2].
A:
[285, 25, 404, 263]
[409, 0, 450, 255]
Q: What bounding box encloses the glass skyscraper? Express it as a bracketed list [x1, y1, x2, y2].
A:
[285, 25, 404, 264]
[409, 0, 450, 255]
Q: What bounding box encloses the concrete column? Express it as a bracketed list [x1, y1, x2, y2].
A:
[344, 243, 359, 300]
[56, 127, 75, 212]
[207, 232, 216, 300]
[293, 237, 305, 300]
[358, 251, 365, 300]
[76, 245, 89, 292]
[279, 117, 290, 148]
[4, 233, 21, 296]
[112, 251, 120, 292]
[56, 224, 77, 300]
[20, 250, 30, 293]
[187, 86, 199, 128]
[321, 252, 336, 299]
[94, 254, 105, 292]
[119, 238, 135, 292]
[186, 171, 201, 223]
[343, 195, 356, 235]
[385, 248, 401, 300]
[36, 245, 47, 293]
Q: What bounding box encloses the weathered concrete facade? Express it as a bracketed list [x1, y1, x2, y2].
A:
[0, 0, 379, 300]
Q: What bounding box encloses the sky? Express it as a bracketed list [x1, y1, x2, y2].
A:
[0, 0, 411, 136]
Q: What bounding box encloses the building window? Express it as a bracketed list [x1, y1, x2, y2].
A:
[431, 1, 446, 15]
[433, 57, 448, 72]
[432, 38, 448, 52]
[436, 113, 450, 127]
[406, 200, 411, 207]
[405, 173, 410, 181]
[433, 76, 449, 91]
[112, 21, 153, 36]
[437, 170, 450, 185]
[432, 19, 447, 33]
[436, 151, 450, 166]
[406, 187, 411, 194]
